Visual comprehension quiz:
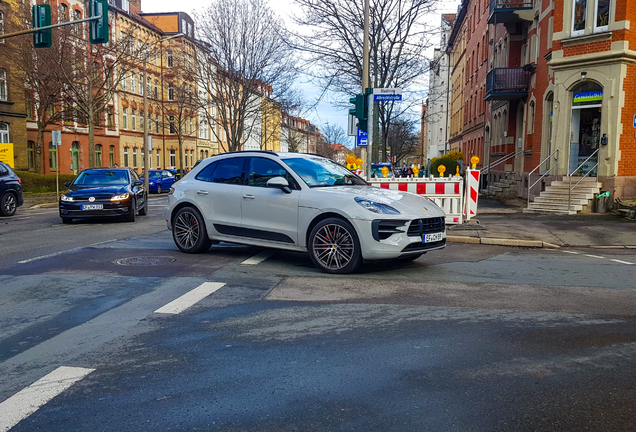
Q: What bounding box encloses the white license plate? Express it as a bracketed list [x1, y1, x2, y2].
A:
[81, 204, 103, 210]
[423, 232, 443, 243]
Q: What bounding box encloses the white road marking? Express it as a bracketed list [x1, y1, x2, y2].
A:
[563, 251, 580, 254]
[241, 251, 273, 265]
[0, 366, 94, 432]
[17, 239, 118, 264]
[154, 282, 226, 315]
[585, 254, 605, 259]
[610, 259, 635, 265]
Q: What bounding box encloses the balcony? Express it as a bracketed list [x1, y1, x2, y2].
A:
[488, 0, 534, 25]
[485, 67, 531, 101]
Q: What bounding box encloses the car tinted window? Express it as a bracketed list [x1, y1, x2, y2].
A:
[73, 170, 130, 186]
[195, 161, 219, 183]
[212, 158, 245, 184]
[247, 157, 298, 189]
[0, 163, 8, 176]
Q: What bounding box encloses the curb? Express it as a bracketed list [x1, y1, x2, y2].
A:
[447, 235, 560, 248]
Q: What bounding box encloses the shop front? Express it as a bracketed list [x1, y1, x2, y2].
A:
[569, 82, 602, 177]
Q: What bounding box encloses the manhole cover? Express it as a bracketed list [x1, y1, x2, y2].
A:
[115, 256, 177, 266]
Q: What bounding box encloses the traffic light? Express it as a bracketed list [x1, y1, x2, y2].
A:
[32, 4, 52, 48]
[89, 0, 109, 44]
[349, 93, 368, 132]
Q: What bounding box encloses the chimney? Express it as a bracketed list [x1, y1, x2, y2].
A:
[129, 0, 142, 13]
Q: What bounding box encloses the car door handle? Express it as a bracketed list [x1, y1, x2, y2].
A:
[243, 194, 255, 200]
[197, 190, 209, 195]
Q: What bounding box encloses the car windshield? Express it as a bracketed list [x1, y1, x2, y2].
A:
[148, 171, 161, 179]
[73, 170, 129, 186]
[284, 157, 368, 188]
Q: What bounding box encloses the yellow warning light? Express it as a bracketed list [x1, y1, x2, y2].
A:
[346, 154, 356, 165]
[470, 156, 480, 169]
[355, 158, 363, 168]
[382, 166, 389, 177]
[412, 165, 419, 177]
[437, 164, 446, 177]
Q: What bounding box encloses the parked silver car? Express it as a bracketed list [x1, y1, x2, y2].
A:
[165, 151, 446, 273]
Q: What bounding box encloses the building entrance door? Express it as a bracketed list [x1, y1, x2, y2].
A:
[569, 83, 602, 176]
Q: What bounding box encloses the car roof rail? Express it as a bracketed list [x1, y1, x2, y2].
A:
[223, 150, 279, 156]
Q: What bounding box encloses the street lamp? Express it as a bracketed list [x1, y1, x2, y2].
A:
[143, 33, 184, 192]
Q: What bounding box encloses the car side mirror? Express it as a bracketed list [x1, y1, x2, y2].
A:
[133, 180, 143, 186]
[267, 176, 292, 194]
[64, 181, 71, 187]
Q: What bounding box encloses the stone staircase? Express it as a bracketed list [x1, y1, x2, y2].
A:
[481, 178, 518, 199]
[524, 177, 602, 215]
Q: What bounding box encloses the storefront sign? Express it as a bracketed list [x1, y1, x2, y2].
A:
[573, 91, 603, 104]
[0, 143, 14, 168]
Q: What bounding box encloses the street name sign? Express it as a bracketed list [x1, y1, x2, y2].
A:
[373, 87, 402, 102]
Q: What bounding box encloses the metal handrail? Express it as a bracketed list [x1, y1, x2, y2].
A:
[568, 149, 599, 212]
[480, 149, 524, 173]
[526, 149, 559, 208]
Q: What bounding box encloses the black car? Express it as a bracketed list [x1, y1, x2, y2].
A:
[0, 162, 23, 217]
[59, 168, 148, 224]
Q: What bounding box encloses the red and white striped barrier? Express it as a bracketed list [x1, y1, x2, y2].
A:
[368, 177, 464, 224]
[464, 169, 480, 222]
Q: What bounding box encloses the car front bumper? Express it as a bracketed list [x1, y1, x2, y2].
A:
[351, 217, 446, 261]
[59, 200, 131, 219]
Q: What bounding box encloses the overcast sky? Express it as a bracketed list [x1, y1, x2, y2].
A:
[144, 0, 461, 147]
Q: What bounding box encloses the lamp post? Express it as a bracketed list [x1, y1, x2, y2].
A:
[143, 33, 184, 192]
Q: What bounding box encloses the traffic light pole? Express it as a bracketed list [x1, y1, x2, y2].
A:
[0, 15, 101, 40]
[362, 0, 370, 179]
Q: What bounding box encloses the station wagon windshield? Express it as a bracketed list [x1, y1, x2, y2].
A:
[284, 157, 368, 188]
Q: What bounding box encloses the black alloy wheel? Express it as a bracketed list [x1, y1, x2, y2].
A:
[157, 184, 162, 194]
[1, 192, 17, 217]
[126, 199, 137, 222]
[308, 217, 362, 274]
[139, 200, 148, 216]
[172, 206, 211, 253]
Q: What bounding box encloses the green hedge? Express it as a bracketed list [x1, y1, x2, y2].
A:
[15, 170, 77, 194]
[430, 157, 459, 178]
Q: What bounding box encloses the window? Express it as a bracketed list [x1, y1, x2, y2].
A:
[133, 148, 138, 167]
[49, 142, 58, 169]
[0, 123, 8, 143]
[140, 113, 144, 132]
[122, 107, 128, 129]
[95, 144, 102, 167]
[107, 106, 114, 128]
[121, 73, 127, 91]
[168, 83, 175, 101]
[59, 4, 68, 23]
[27, 141, 35, 169]
[130, 74, 135, 93]
[0, 69, 6, 101]
[572, 0, 587, 36]
[148, 113, 153, 133]
[147, 79, 151, 96]
[529, 101, 535, 134]
[247, 157, 297, 188]
[169, 115, 176, 134]
[121, 0, 130, 12]
[139, 74, 143, 95]
[169, 149, 176, 167]
[154, 80, 158, 99]
[206, 158, 245, 184]
[124, 147, 129, 167]
[131, 109, 136, 131]
[157, 150, 160, 168]
[0, 12, 4, 44]
[595, 0, 610, 31]
[109, 145, 115, 167]
[167, 51, 173, 68]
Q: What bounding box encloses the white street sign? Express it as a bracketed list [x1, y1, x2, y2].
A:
[52, 130, 62, 147]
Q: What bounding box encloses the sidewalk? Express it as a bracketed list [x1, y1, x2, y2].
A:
[448, 199, 636, 249]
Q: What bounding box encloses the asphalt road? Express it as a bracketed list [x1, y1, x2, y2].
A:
[1, 201, 636, 431]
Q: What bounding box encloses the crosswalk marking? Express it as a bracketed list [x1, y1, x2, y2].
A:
[241, 251, 273, 265]
[154, 282, 226, 315]
[561, 251, 634, 265]
[610, 259, 635, 265]
[0, 366, 95, 432]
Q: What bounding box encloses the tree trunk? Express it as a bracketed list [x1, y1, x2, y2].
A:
[178, 135, 184, 175]
[88, 105, 95, 168]
[36, 126, 44, 174]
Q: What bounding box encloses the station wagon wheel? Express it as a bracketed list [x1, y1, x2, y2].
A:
[308, 217, 361, 274]
[172, 206, 211, 253]
[1, 192, 17, 217]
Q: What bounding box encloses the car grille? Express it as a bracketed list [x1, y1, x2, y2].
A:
[407, 217, 445, 237]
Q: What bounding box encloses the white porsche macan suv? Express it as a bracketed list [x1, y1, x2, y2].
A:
[166, 151, 446, 273]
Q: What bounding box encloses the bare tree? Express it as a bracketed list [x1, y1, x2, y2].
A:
[7, 3, 65, 173]
[195, 0, 297, 152]
[386, 118, 419, 165]
[291, 0, 437, 161]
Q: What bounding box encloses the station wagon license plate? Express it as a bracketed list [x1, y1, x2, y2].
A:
[81, 204, 103, 210]
[423, 232, 443, 243]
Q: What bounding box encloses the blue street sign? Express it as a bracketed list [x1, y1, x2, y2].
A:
[633, 114, 636, 128]
[357, 129, 368, 147]
[374, 94, 402, 101]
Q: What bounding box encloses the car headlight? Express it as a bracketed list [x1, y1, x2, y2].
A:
[168, 187, 175, 195]
[111, 193, 130, 201]
[354, 197, 400, 214]
[60, 195, 74, 202]
[149, 182, 155, 186]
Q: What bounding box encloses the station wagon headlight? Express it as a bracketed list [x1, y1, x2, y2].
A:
[61, 195, 74, 202]
[354, 197, 400, 214]
[111, 193, 130, 201]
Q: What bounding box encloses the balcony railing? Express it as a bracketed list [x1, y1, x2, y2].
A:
[489, 0, 533, 24]
[485, 67, 531, 101]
